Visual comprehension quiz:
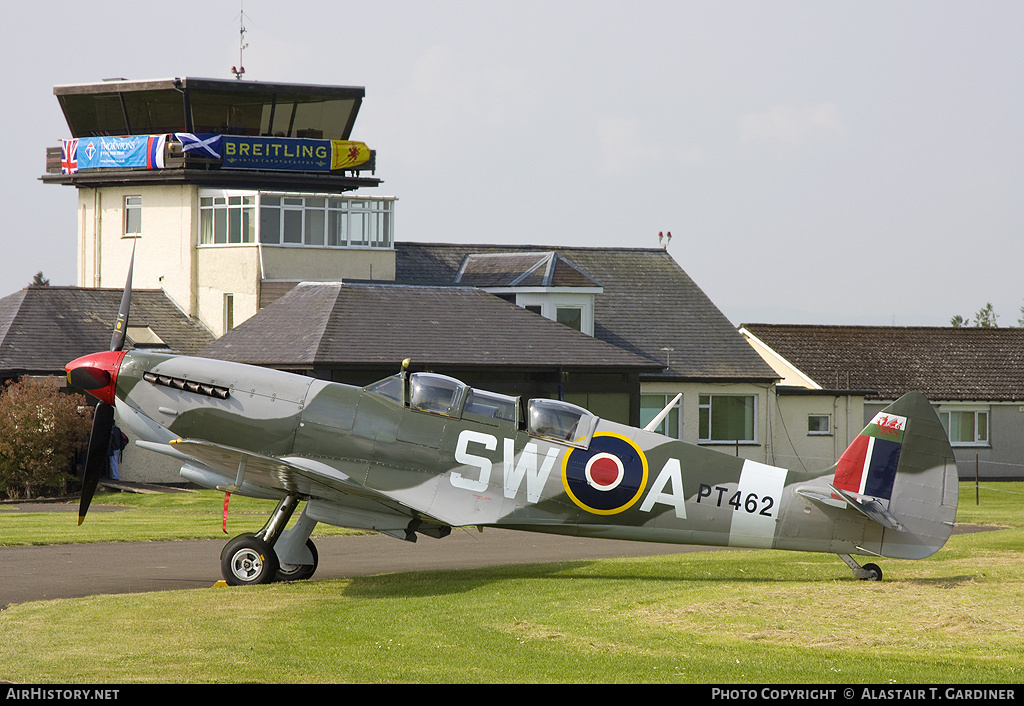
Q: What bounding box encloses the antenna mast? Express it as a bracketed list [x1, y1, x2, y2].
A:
[231, 3, 249, 80]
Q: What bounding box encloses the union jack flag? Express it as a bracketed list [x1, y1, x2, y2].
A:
[61, 139, 79, 174]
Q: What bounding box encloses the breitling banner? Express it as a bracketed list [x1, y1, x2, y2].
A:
[61, 134, 371, 174]
[220, 136, 371, 172]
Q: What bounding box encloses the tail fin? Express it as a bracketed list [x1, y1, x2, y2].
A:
[830, 392, 959, 559]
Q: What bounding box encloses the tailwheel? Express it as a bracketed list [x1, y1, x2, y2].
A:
[838, 553, 884, 581]
[276, 539, 318, 582]
[222, 534, 280, 586]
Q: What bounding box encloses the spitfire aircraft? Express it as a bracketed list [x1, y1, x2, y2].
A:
[66, 260, 959, 586]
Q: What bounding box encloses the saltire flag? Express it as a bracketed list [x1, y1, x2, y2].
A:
[176, 133, 222, 159]
[61, 139, 79, 174]
[330, 140, 371, 170]
[833, 411, 906, 501]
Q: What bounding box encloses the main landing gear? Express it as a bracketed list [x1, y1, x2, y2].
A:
[838, 553, 883, 581]
[220, 494, 319, 586]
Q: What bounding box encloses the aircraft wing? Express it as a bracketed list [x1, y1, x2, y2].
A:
[159, 438, 453, 541]
[169, 438, 368, 497]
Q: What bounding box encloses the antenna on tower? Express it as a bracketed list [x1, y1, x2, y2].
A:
[231, 3, 250, 80]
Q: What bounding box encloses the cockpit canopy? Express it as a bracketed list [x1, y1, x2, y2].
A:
[364, 372, 598, 448]
[463, 387, 518, 423]
[409, 373, 465, 417]
[526, 398, 597, 446]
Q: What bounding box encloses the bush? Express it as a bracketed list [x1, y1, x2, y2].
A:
[0, 376, 94, 499]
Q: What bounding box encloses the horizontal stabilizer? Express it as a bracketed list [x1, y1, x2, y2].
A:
[828, 484, 906, 532]
[796, 486, 846, 509]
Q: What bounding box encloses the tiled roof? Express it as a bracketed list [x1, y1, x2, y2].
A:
[0, 287, 215, 376]
[741, 323, 1024, 401]
[200, 282, 662, 371]
[396, 243, 779, 382]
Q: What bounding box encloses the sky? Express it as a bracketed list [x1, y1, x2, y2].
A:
[3, 1, 1022, 327]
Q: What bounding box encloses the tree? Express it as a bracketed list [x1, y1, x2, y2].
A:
[974, 302, 998, 328]
[950, 303, 1003, 328]
[30, 271, 50, 287]
[0, 377, 93, 499]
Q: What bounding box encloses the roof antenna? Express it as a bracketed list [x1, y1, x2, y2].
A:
[231, 2, 249, 80]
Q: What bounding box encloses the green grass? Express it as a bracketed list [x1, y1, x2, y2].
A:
[0, 490, 357, 545]
[0, 483, 1021, 683]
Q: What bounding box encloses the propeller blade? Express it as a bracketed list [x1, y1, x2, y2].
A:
[109, 243, 135, 352]
[79, 401, 115, 525]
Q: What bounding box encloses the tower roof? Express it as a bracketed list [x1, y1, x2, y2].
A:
[53, 77, 365, 140]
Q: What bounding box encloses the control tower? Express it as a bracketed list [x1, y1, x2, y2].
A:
[42, 77, 392, 336]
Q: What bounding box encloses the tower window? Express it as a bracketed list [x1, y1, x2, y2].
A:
[199, 190, 394, 249]
[124, 196, 142, 237]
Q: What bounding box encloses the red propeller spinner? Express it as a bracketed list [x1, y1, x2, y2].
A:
[66, 350, 126, 407]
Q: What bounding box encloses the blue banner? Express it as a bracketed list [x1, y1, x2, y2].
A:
[71, 135, 166, 171]
[220, 136, 333, 172]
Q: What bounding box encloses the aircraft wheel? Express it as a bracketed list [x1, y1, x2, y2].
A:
[220, 532, 256, 562]
[276, 539, 319, 582]
[222, 534, 280, 586]
[861, 563, 883, 581]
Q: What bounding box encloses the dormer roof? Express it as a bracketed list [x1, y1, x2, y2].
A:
[454, 252, 602, 290]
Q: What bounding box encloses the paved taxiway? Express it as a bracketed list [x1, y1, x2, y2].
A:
[1, 523, 726, 607]
[3, 502, 989, 608]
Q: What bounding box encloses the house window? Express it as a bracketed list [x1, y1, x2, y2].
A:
[940, 408, 989, 446]
[556, 307, 582, 331]
[808, 414, 832, 435]
[699, 394, 756, 443]
[641, 394, 681, 439]
[124, 196, 142, 237]
[200, 195, 255, 244]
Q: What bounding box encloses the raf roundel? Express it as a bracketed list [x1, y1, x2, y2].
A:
[562, 433, 649, 515]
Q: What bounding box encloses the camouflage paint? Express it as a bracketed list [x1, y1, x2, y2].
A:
[109, 351, 958, 563]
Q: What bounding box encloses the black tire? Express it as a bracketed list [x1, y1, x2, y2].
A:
[220, 532, 256, 562]
[221, 534, 279, 586]
[276, 539, 319, 582]
[861, 563, 883, 581]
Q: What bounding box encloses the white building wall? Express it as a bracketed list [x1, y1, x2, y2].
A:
[77, 185, 197, 320]
[260, 246, 395, 283]
[513, 290, 597, 336]
[77, 185, 398, 337]
[770, 394, 864, 473]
